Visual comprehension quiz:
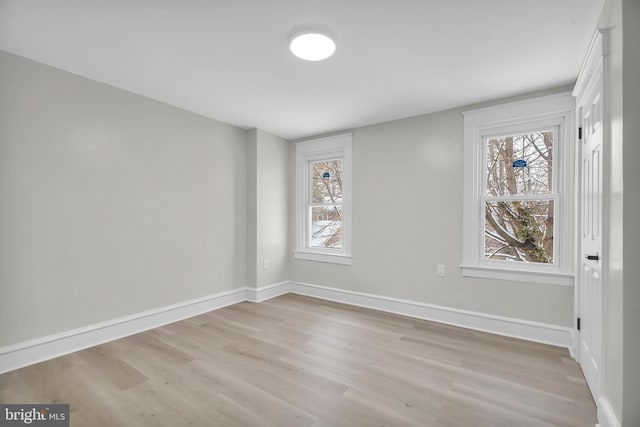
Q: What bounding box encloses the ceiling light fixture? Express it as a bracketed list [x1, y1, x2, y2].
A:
[289, 28, 336, 61]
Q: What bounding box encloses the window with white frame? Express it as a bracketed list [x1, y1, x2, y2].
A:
[295, 134, 352, 265]
[462, 93, 575, 286]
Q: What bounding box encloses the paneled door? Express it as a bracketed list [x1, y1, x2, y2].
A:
[574, 30, 606, 401]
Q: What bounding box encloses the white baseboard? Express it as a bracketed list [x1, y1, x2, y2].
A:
[245, 281, 291, 303]
[597, 396, 621, 427]
[290, 281, 573, 350]
[0, 280, 574, 375]
[0, 288, 246, 374]
[569, 328, 578, 360]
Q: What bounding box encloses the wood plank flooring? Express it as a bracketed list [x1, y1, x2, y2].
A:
[0, 294, 597, 426]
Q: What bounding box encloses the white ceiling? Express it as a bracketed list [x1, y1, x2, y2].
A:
[0, 0, 604, 140]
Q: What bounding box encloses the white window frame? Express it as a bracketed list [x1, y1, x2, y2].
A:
[462, 93, 575, 286]
[294, 134, 352, 265]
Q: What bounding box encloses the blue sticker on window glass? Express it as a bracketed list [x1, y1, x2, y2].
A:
[512, 159, 527, 168]
[322, 171, 330, 179]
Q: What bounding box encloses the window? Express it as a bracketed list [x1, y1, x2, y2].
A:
[462, 93, 575, 285]
[484, 129, 556, 263]
[295, 134, 352, 264]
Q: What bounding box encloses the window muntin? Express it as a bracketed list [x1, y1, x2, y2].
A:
[482, 128, 558, 265]
[308, 159, 344, 250]
[485, 130, 553, 196]
[295, 134, 352, 264]
[461, 92, 575, 286]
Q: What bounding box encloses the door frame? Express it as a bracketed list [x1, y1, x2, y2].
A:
[572, 29, 609, 408]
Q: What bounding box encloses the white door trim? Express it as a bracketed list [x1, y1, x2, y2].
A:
[572, 28, 609, 420]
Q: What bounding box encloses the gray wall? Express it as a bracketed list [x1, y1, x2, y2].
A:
[4, 20, 638, 422]
[600, 0, 624, 419]
[621, 2, 640, 424]
[247, 129, 290, 288]
[290, 87, 574, 327]
[247, 130, 258, 288]
[0, 51, 248, 346]
[598, 0, 640, 423]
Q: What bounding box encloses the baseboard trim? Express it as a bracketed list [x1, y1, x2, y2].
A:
[1, 280, 574, 374]
[569, 328, 578, 360]
[0, 288, 246, 374]
[597, 396, 621, 427]
[245, 281, 292, 303]
[290, 281, 573, 350]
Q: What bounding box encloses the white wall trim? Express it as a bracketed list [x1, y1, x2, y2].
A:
[573, 29, 610, 421]
[294, 133, 352, 262]
[462, 92, 576, 283]
[290, 281, 573, 350]
[569, 328, 578, 360]
[1, 280, 574, 375]
[293, 251, 353, 265]
[0, 288, 247, 374]
[596, 395, 621, 427]
[460, 264, 574, 286]
[245, 281, 292, 303]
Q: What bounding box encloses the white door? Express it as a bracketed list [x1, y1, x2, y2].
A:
[575, 30, 605, 400]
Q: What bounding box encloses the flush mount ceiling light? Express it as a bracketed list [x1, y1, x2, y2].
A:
[289, 28, 336, 61]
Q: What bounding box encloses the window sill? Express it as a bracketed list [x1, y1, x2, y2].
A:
[460, 265, 573, 286]
[294, 251, 352, 265]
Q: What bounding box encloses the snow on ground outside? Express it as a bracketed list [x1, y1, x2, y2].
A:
[311, 220, 342, 248]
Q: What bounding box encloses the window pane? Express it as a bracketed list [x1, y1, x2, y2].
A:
[311, 206, 342, 249]
[484, 200, 554, 263]
[311, 160, 343, 203]
[486, 131, 553, 196]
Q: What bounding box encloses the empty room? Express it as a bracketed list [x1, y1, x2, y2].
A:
[0, 0, 638, 426]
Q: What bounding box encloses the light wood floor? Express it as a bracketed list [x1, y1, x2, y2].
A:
[0, 294, 596, 426]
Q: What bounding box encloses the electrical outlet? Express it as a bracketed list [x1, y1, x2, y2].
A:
[263, 259, 270, 270]
[436, 264, 445, 276]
